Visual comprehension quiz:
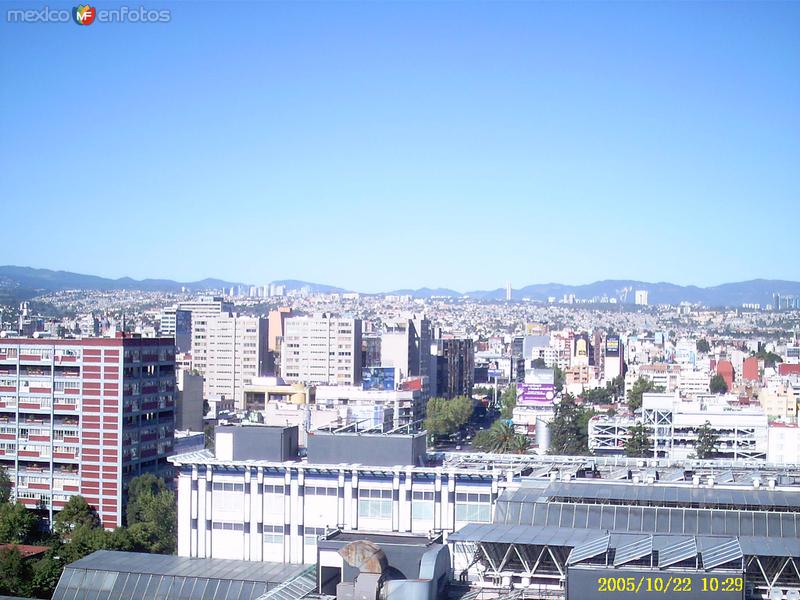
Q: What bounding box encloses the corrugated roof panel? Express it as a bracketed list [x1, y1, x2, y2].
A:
[701, 538, 743, 570]
[613, 536, 653, 566]
[658, 537, 698, 568]
[567, 534, 610, 565]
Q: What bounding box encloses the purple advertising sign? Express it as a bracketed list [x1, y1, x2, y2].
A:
[517, 382, 556, 405]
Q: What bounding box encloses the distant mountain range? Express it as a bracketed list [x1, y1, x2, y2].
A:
[1, 265, 799, 308]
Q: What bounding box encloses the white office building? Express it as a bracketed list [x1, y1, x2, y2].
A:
[281, 314, 362, 386]
[203, 314, 268, 409]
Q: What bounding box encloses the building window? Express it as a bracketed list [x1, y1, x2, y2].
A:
[455, 492, 491, 523]
[304, 526, 325, 546]
[358, 488, 392, 519]
[263, 524, 283, 544]
[211, 521, 244, 531]
[411, 490, 434, 521]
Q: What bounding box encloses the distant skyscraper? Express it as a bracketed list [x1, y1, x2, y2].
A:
[634, 290, 649, 306]
[506, 282, 512, 301]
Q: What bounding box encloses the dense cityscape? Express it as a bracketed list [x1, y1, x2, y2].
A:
[2, 0, 799, 599]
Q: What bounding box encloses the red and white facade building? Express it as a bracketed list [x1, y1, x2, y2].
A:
[0, 335, 176, 529]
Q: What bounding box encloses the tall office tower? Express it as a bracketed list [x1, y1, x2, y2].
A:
[203, 314, 268, 410]
[0, 335, 176, 529]
[380, 315, 431, 380]
[506, 282, 512, 301]
[176, 296, 234, 373]
[159, 306, 192, 353]
[267, 307, 292, 353]
[281, 314, 362, 386]
[634, 290, 649, 306]
[432, 338, 474, 399]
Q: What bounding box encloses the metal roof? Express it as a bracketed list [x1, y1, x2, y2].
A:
[540, 481, 800, 510]
[449, 523, 800, 560]
[495, 498, 800, 538]
[52, 551, 308, 600]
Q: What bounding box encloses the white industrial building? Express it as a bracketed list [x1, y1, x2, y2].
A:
[590, 393, 769, 461]
[315, 385, 424, 430]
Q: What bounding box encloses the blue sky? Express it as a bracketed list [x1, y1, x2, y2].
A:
[1, 1, 798, 292]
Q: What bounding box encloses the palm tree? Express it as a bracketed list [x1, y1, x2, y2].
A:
[474, 421, 530, 454]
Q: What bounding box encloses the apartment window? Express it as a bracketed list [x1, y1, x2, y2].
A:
[358, 488, 392, 519]
[455, 492, 491, 523]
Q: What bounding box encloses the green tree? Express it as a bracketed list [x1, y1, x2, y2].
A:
[31, 547, 65, 598]
[607, 375, 625, 402]
[553, 366, 565, 393]
[548, 394, 594, 455]
[695, 421, 719, 459]
[0, 546, 33, 597]
[0, 501, 38, 544]
[696, 338, 710, 354]
[500, 385, 517, 419]
[472, 421, 529, 454]
[424, 396, 474, 438]
[0, 465, 11, 504]
[624, 423, 653, 458]
[754, 350, 783, 368]
[53, 496, 100, 537]
[126, 474, 177, 554]
[581, 387, 612, 405]
[709, 374, 728, 394]
[627, 378, 664, 412]
[531, 358, 546, 368]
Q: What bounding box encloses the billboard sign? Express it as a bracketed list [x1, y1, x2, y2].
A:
[606, 335, 620, 356]
[517, 382, 556, 405]
[361, 367, 396, 391]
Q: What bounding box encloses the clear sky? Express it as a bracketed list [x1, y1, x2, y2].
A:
[1, 1, 798, 293]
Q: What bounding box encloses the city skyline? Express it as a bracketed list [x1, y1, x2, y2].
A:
[2, 2, 799, 290]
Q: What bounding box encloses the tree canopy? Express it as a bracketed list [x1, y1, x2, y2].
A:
[548, 394, 594, 456]
[696, 338, 711, 354]
[709, 374, 728, 394]
[472, 421, 529, 454]
[424, 396, 473, 438]
[695, 421, 719, 459]
[500, 385, 517, 419]
[625, 423, 653, 458]
[627, 378, 664, 412]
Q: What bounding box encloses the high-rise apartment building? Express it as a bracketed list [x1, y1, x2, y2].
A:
[203, 315, 268, 410]
[432, 338, 474, 399]
[634, 290, 649, 306]
[281, 314, 362, 386]
[0, 335, 176, 529]
[175, 296, 233, 374]
[380, 315, 431, 381]
[267, 307, 292, 353]
[159, 307, 192, 353]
